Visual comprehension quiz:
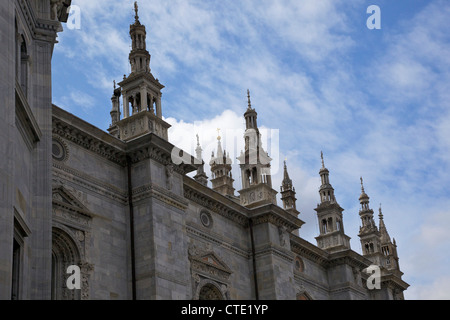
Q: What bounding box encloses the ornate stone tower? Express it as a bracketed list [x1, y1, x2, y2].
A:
[280, 161, 299, 218]
[209, 131, 235, 197]
[357, 178, 384, 266]
[108, 2, 171, 142]
[314, 152, 351, 253]
[378, 205, 401, 275]
[237, 90, 277, 208]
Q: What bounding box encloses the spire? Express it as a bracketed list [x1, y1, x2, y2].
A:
[282, 160, 293, 191]
[195, 134, 202, 160]
[359, 177, 370, 204]
[134, 1, 140, 24]
[314, 152, 351, 253]
[210, 130, 234, 197]
[318, 152, 334, 203]
[215, 129, 224, 160]
[244, 90, 258, 130]
[321, 151, 325, 168]
[378, 203, 384, 220]
[112, 3, 170, 142]
[280, 160, 299, 217]
[378, 204, 391, 244]
[237, 90, 277, 208]
[194, 134, 208, 186]
[319, 151, 329, 175]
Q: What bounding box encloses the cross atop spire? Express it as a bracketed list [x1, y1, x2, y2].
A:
[360, 177, 365, 193]
[247, 89, 252, 110]
[321, 151, 325, 168]
[134, 1, 139, 22]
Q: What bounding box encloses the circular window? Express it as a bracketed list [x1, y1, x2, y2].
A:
[200, 211, 213, 228]
[52, 138, 68, 162]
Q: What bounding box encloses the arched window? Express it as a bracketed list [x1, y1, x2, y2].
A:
[322, 219, 328, 234]
[297, 292, 313, 300]
[327, 217, 333, 232]
[51, 227, 81, 300]
[198, 283, 224, 300]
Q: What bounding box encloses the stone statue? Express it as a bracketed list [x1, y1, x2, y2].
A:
[50, 0, 64, 21]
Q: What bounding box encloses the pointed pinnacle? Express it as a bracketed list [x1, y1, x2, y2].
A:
[134, 1, 139, 21]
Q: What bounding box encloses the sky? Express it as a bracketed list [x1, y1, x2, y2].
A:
[51, 0, 450, 300]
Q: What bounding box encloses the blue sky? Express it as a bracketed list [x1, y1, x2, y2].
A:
[52, 0, 450, 299]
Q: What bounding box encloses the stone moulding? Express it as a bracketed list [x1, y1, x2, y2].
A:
[185, 223, 249, 259]
[53, 105, 196, 176]
[254, 244, 294, 264]
[184, 183, 248, 227]
[53, 164, 128, 205]
[15, 83, 42, 148]
[132, 183, 188, 210]
[53, 117, 127, 166]
[290, 235, 329, 267]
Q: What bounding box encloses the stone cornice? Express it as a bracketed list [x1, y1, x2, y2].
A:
[17, 0, 65, 42]
[126, 133, 197, 175]
[254, 244, 295, 263]
[53, 105, 198, 176]
[249, 204, 304, 233]
[132, 182, 189, 210]
[185, 223, 249, 259]
[327, 249, 373, 270]
[119, 71, 165, 91]
[53, 106, 128, 166]
[184, 177, 249, 227]
[380, 273, 410, 291]
[329, 281, 368, 298]
[185, 177, 306, 234]
[289, 234, 329, 267]
[53, 163, 128, 205]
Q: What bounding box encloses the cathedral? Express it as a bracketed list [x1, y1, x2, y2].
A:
[0, 0, 409, 300]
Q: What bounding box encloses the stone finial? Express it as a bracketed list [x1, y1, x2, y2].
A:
[321, 151, 325, 168]
[217, 128, 221, 141]
[247, 89, 252, 109]
[134, 1, 139, 22]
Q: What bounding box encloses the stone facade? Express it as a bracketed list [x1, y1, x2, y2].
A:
[0, 1, 409, 300]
